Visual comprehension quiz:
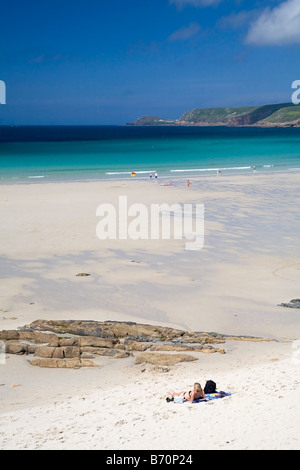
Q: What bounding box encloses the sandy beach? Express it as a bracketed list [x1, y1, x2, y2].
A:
[1, 171, 300, 450]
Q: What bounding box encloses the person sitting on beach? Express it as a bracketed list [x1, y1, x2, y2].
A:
[167, 383, 205, 402]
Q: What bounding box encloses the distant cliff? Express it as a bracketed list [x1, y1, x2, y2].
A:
[129, 103, 300, 127]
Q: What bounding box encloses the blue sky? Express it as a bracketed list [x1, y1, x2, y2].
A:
[0, 0, 300, 124]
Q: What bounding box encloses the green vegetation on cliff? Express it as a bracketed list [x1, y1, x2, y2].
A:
[264, 106, 300, 123]
[132, 103, 300, 127]
[179, 105, 259, 124]
[132, 115, 176, 126]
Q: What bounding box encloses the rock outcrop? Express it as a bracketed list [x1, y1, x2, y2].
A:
[0, 319, 272, 369]
[279, 299, 300, 309]
[130, 103, 300, 128]
[29, 358, 98, 369]
[135, 352, 198, 366]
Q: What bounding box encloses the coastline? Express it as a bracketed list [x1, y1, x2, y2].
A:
[1, 125, 300, 186]
[1, 171, 300, 449]
[1, 166, 300, 188]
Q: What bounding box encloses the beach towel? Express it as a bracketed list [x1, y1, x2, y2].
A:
[166, 392, 232, 404]
[193, 392, 232, 403]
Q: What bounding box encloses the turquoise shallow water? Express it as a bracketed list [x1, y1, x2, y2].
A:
[0, 126, 300, 183]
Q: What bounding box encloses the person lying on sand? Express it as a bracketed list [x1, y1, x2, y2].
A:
[166, 382, 206, 402]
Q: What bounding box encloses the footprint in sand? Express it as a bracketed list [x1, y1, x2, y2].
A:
[115, 420, 127, 426]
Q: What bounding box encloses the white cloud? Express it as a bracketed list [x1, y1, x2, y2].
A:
[168, 22, 201, 41]
[218, 10, 259, 30]
[246, 0, 300, 45]
[169, 0, 222, 9]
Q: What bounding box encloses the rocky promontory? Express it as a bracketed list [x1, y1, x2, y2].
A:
[129, 103, 300, 128]
[279, 298, 300, 309]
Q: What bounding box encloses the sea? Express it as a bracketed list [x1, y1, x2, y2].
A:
[0, 125, 300, 183]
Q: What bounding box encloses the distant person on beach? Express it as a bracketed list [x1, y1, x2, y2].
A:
[150, 172, 153, 179]
[186, 179, 191, 189]
[253, 165, 256, 172]
[155, 172, 158, 179]
[166, 383, 205, 402]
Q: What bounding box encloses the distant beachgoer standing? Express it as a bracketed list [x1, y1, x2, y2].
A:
[187, 179, 191, 189]
[150, 172, 153, 179]
[155, 172, 158, 179]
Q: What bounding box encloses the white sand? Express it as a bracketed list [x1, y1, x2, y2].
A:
[0, 172, 300, 450]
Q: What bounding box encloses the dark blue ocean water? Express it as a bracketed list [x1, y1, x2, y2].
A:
[0, 126, 300, 183]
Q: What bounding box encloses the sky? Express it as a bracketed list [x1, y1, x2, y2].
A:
[0, 0, 300, 125]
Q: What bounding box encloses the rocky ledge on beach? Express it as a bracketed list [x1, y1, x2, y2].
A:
[279, 299, 300, 309]
[0, 319, 272, 369]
